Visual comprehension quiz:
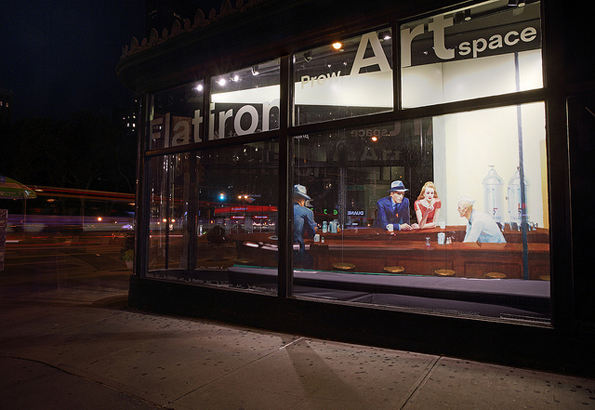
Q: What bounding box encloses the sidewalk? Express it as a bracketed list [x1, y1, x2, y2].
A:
[0, 277, 594, 410]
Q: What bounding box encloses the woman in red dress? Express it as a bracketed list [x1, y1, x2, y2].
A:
[414, 181, 442, 229]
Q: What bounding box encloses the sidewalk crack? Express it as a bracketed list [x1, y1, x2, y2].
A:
[399, 355, 442, 409]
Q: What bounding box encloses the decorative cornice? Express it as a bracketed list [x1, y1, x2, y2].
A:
[121, 0, 266, 60]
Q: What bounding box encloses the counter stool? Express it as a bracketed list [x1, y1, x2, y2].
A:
[384, 266, 405, 274]
[539, 275, 550, 281]
[333, 263, 355, 271]
[485, 272, 507, 279]
[234, 258, 253, 265]
[434, 268, 455, 277]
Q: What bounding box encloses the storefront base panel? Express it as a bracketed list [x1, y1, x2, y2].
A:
[128, 275, 595, 378]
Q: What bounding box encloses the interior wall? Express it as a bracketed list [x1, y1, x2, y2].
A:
[402, 50, 543, 108]
[437, 102, 547, 227]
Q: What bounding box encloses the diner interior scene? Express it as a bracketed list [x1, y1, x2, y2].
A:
[144, 0, 549, 321]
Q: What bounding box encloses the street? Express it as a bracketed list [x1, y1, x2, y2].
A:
[0, 232, 130, 306]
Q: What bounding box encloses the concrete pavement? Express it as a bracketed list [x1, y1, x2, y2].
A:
[0, 272, 594, 410]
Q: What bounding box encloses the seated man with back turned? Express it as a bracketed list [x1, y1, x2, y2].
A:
[375, 180, 419, 231]
[457, 195, 506, 243]
[293, 184, 317, 268]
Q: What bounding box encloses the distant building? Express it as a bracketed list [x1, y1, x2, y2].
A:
[115, 99, 140, 139]
[0, 89, 12, 126]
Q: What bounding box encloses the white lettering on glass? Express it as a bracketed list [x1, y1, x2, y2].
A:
[218, 109, 234, 139]
[151, 112, 205, 146]
[350, 31, 391, 75]
[192, 109, 203, 143]
[262, 98, 279, 131]
[208, 100, 280, 140]
[172, 117, 191, 146]
[234, 105, 259, 135]
[428, 15, 455, 60]
[402, 20, 539, 67]
[520, 27, 537, 42]
[300, 72, 341, 88]
[401, 24, 425, 68]
[150, 113, 170, 147]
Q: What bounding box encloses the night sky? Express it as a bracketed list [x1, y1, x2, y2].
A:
[1, 0, 146, 121]
[1, 1, 243, 122]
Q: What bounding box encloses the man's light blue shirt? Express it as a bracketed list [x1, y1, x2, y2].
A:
[464, 209, 506, 243]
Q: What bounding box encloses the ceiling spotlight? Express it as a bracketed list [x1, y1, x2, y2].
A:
[379, 31, 391, 41]
[508, 0, 525, 6]
[195, 84, 203, 92]
[251, 66, 260, 76]
[303, 51, 312, 62]
[332, 42, 343, 50]
[454, 10, 471, 24]
[217, 78, 227, 86]
[231, 74, 240, 82]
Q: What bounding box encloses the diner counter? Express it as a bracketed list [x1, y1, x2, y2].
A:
[228, 226, 550, 280]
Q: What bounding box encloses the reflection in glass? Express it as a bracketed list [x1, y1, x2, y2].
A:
[292, 103, 549, 319]
[149, 82, 204, 150]
[195, 141, 279, 277]
[294, 28, 393, 126]
[148, 154, 191, 271]
[146, 140, 279, 295]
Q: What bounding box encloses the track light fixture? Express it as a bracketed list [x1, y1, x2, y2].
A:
[508, 0, 526, 7]
[379, 31, 391, 41]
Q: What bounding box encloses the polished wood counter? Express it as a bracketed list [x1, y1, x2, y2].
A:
[228, 226, 550, 280]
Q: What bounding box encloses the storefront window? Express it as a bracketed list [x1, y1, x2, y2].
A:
[400, 0, 542, 108]
[140, 0, 549, 319]
[293, 28, 393, 126]
[146, 140, 279, 295]
[148, 153, 193, 271]
[209, 60, 280, 140]
[195, 141, 279, 284]
[291, 102, 549, 320]
[149, 82, 205, 150]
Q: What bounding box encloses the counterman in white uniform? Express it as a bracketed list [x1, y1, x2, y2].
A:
[457, 195, 506, 243]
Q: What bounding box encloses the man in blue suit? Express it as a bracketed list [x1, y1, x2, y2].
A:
[375, 180, 419, 231]
[293, 184, 317, 268]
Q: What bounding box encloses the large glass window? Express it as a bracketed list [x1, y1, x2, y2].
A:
[400, 0, 542, 108]
[209, 60, 280, 140]
[291, 103, 549, 320]
[294, 28, 393, 126]
[141, 0, 550, 320]
[149, 82, 205, 150]
[194, 141, 279, 286]
[146, 140, 279, 294]
[148, 153, 194, 271]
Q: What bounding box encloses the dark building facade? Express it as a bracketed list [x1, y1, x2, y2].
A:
[117, 0, 595, 376]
